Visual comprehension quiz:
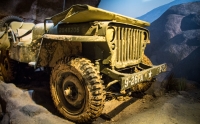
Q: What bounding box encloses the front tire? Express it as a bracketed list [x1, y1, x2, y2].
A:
[50, 58, 105, 123]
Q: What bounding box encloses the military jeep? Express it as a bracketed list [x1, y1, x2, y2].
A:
[0, 4, 166, 123]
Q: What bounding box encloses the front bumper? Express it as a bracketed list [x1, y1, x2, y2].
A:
[101, 63, 167, 91]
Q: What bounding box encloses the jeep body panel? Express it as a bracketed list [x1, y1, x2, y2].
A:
[40, 21, 150, 70]
[37, 39, 82, 67]
[9, 23, 53, 63]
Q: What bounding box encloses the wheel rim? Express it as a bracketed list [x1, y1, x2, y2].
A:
[57, 72, 86, 114]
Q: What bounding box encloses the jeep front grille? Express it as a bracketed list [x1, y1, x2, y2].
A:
[108, 24, 149, 69]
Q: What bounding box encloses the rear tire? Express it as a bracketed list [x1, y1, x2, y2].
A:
[0, 50, 18, 82]
[50, 58, 105, 123]
[0, 50, 34, 83]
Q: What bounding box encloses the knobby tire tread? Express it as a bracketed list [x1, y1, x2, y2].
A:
[50, 58, 105, 123]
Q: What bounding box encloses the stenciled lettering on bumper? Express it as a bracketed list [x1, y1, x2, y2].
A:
[121, 64, 167, 90]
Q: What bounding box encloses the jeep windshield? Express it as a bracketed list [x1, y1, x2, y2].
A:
[49, 4, 150, 27]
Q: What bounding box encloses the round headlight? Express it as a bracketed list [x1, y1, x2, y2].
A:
[106, 27, 115, 42]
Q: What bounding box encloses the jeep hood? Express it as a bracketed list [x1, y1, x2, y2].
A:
[50, 4, 150, 27]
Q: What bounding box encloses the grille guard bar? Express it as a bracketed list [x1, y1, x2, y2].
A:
[101, 63, 167, 91]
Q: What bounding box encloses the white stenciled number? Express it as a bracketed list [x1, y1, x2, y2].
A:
[59, 28, 65, 33]
[148, 71, 152, 78]
[140, 75, 143, 82]
[125, 74, 144, 88]
[125, 79, 129, 88]
[135, 76, 138, 84]
[76, 27, 80, 32]
[131, 76, 135, 85]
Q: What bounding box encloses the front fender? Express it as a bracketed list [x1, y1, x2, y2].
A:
[36, 38, 82, 67]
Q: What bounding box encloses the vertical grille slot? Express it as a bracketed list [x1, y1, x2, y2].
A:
[115, 25, 144, 68]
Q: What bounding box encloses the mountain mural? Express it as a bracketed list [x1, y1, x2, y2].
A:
[145, 1, 200, 82]
[137, 0, 200, 23]
[0, 0, 100, 23]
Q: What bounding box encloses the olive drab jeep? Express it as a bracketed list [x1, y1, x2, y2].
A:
[0, 4, 167, 123]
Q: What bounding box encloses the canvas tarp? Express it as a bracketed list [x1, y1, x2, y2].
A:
[50, 4, 150, 27]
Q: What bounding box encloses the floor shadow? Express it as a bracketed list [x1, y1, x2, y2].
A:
[15, 71, 62, 117]
[100, 92, 145, 121]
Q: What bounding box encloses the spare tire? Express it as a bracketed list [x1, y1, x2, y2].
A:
[0, 16, 23, 50]
[0, 16, 23, 29]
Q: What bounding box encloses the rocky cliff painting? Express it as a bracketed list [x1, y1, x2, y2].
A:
[145, 1, 200, 82]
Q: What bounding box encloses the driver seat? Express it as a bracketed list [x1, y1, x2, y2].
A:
[10, 21, 35, 45]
